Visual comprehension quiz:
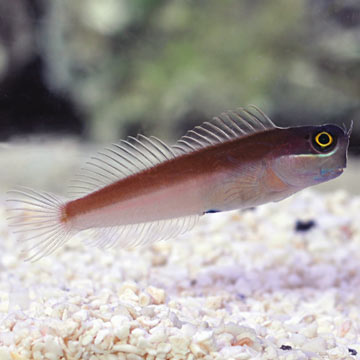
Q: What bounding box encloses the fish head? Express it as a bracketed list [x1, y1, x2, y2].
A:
[272, 123, 351, 188]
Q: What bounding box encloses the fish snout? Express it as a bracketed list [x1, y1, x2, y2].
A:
[318, 153, 346, 180]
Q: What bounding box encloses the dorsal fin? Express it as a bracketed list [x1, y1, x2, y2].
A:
[68, 105, 277, 198]
[68, 135, 176, 198]
[172, 105, 277, 154]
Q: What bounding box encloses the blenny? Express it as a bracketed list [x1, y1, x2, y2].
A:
[7, 106, 352, 260]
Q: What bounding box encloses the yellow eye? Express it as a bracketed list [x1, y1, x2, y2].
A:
[315, 131, 333, 148]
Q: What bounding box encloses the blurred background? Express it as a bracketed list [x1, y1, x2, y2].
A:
[0, 0, 359, 193]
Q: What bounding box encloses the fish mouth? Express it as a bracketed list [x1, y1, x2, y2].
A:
[332, 168, 344, 178]
[320, 167, 344, 179]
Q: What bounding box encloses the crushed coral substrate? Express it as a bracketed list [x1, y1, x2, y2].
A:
[0, 190, 360, 360]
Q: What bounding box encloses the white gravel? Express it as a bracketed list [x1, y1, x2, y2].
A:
[0, 189, 360, 359]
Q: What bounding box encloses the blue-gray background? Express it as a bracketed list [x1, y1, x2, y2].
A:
[0, 0, 359, 148]
[0, 0, 359, 196]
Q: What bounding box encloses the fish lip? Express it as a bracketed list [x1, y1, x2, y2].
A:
[331, 167, 344, 174]
[317, 167, 344, 179]
[325, 168, 343, 177]
[334, 168, 344, 175]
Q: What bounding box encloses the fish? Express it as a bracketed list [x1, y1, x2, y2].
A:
[6, 106, 352, 261]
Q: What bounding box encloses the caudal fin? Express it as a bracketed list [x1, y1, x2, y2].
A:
[6, 187, 74, 261]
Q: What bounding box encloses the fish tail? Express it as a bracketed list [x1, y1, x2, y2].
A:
[6, 187, 74, 261]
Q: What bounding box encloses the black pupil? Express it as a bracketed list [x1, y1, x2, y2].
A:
[319, 133, 330, 145]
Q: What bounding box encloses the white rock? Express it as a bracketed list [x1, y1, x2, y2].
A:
[126, 354, 143, 360]
[111, 314, 131, 327]
[44, 336, 63, 357]
[193, 329, 213, 343]
[138, 293, 151, 307]
[148, 325, 167, 343]
[169, 334, 190, 355]
[289, 333, 306, 346]
[189, 343, 207, 357]
[73, 309, 89, 322]
[147, 286, 165, 305]
[181, 323, 197, 338]
[301, 337, 327, 354]
[120, 288, 138, 302]
[112, 343, 142, 354]
[0, 347, 11, 360]
[157, 342, 172, 354]
[94, 329, 110, 345]
[0, 332, 15, 346]
[113, 324, 130, 341]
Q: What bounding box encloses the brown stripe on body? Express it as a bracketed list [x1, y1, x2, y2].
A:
[64, 128, 288, 220]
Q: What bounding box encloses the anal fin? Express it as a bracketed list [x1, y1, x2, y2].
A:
[83, 215, 200, 249]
